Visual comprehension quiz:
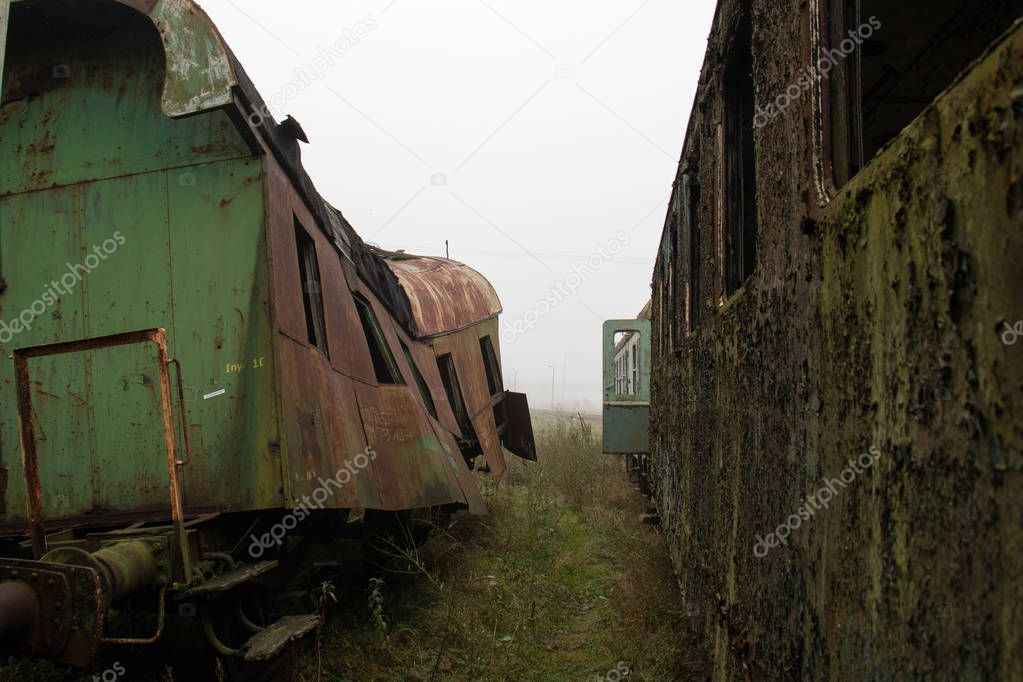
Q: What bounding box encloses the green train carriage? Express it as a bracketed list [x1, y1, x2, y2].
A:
[0, 0, 534, 666]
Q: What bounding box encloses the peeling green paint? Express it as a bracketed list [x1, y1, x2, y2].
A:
[151, 0, 236, 118]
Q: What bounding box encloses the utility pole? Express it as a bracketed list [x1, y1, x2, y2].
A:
[547, 364, 555, 411]
[562, 354, 567, 405]
[445, 240, 449, 259]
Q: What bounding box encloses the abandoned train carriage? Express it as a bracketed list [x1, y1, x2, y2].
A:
[0, 0, 533, 667]
[650, 0, 1022, 680]
[602, 302, 652, 494]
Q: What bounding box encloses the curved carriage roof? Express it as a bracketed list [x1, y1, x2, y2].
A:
[375, 251, 503, 338]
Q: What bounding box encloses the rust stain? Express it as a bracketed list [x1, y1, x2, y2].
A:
[381, 255, 503, 338]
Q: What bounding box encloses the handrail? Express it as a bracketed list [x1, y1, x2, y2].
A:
[167, 358, 192, 466]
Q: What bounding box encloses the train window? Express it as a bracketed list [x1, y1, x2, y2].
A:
[632, 344, 639, 394]
[400, 340, 437, 419]
[353, 293, 403, 385]
[724, 13, 757, 296]
[479, 336, 503, 398]
[826, 0, 1022, 187]
[670, 188, 683, 349]
[659, 225, 674, 351]
[294, 217, 329, 355]
[683, 171, 701, 333]
[478, 336, 509, 433]
[437, 353, 473, 435]
[613, 331, 641, 396]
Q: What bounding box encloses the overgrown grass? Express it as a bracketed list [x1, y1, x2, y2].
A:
[298, 416, 705, 681]
[2, 416, 704, 681]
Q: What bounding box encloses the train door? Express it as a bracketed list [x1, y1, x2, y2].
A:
[11, 329, 189, 565]
[601, 319, 650, 455]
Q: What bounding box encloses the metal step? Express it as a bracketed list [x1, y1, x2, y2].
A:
[240, 614, 321, 662]
[178, 561, 278, 599]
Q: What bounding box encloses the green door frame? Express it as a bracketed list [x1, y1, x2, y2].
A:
[12, 328, 192, 581]
[601, 319, 650, 455]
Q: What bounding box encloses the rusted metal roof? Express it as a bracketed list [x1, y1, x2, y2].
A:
[380, 253, 503, 338]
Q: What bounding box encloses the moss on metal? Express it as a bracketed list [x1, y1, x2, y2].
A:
[650, 4, 1022, 680]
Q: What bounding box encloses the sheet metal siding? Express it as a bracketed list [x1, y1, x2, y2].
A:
[404, 331, 461, 438]
[0, 11, 279, 525]
[265, 163, 481, 513]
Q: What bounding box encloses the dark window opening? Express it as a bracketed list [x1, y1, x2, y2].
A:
[724, 15, 757, 295]
[479, 336, 509, 435]
[683, 171, 701, 333]
[400, 340, 438, 419]
[828, 0, 1022, 186]
[669, 188, 683, 349]
[479, 336, 503, 397]
[353, 294, 403, 385]
[294, 217, 328, 354]
[437, 353, 481, 459]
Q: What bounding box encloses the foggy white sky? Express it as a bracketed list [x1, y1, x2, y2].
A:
[198, 0, 717, 412]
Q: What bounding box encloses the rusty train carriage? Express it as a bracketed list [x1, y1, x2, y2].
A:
[0, 0, 534, 667]
[645, 0, 1023, 679]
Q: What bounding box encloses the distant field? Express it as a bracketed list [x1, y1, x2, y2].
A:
[530, 409, 603, 428]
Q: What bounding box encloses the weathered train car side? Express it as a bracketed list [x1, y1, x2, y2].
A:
[0, 0, 280, 526]
[650, 1, 1022, 680]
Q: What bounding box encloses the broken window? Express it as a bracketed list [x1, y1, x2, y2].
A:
[437, 353, 479, 455]
[670, 188, 683, 349]
[479, 336, 503, 397]
[683, 171, 701, 333]
[479, 336, 509, 434]
[294, 216, 328, 355]
[724, 14, 757, 295]
[826, 0, 1022, 187]
[400, 340, 437, 419]
[353, 293, 403, 385]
